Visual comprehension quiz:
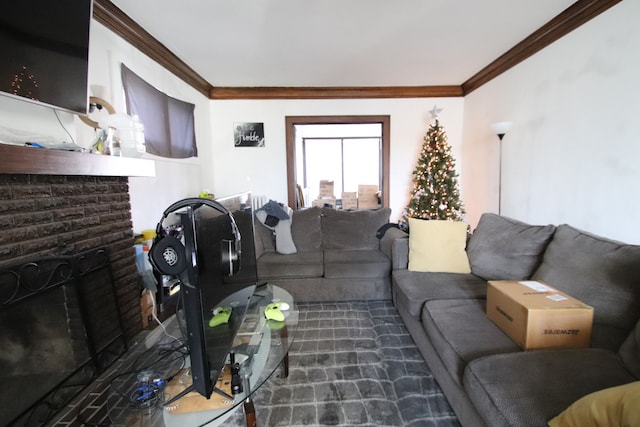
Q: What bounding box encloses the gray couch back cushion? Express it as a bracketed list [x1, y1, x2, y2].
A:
[255, 206, 323, 253]
[532, 224, 640, 350]
[254, 218, 275, 254]
[321, 208, 391, 250]
[466, 213, 556, 280]
[291, 207, 323, 251]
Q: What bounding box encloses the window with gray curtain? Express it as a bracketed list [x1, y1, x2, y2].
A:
[121, 64, 198, 158]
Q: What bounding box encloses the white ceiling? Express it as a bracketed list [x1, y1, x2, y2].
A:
[110, 0, 576, 88]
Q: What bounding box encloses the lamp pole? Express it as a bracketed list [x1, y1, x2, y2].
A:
[497, 133, 505, 215]
[491, 122, 512, 215]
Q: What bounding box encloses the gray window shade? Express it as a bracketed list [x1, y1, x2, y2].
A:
[121, 64, 198, 158]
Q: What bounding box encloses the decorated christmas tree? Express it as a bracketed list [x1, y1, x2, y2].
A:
[403, 107, 465, 222]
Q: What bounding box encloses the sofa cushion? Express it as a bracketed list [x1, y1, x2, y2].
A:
[466, 213, 556, 280]
[548, 381, 640, 427]
[464, 349, 638, 427]
[290, 207, 322, 252]
[619, 317, 640, 379]
[321, 207, 391, 250]
[391, 270, 486, 317]
[256, 209, 297, 254]
[324, 249, 390, 279]
[532, 224, 640, 351]
[407, 218, 470, 273]
[254, 218, 276, 254]
[256, 251, 323, 279]
[421, 299, 520, 386]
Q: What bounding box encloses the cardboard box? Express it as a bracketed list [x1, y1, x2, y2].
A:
[358, 184, 378, 195]
[357, 194, 378, 209]
[357, 184, 379, 209]
[165, 367, 233, 414]
[486, 280, 593, 350]
[358, 193, 378, 209]
[341, 192, 357, 210]
[319, 180, 335, 197]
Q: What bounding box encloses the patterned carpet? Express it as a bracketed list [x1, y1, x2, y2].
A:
[50, 300, 461, 427]
[225, 300, 461, 427]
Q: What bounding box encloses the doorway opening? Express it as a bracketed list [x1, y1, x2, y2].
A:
[285, 116, 390, 210]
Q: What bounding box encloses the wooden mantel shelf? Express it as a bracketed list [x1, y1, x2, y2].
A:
[0, 144, 155, 177]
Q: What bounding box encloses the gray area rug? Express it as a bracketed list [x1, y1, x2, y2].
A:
[49, 301, 461, 426]
[226, 300, 461, 426]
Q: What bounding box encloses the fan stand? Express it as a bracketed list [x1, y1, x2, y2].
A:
[79, 96, 115, 129]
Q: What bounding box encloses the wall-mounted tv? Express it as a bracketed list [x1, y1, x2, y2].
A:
[0, 0, 93, 114]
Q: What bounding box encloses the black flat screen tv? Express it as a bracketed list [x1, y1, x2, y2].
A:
[169, 193, 259, 400]
[0, 0, 93, 114]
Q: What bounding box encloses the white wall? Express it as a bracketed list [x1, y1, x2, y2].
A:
[0, 22, 213, 234]
[207, 98, 465, 222]
[13, 5, 635, 242]
[85, 23, 213, 233]
[0, 18, 467, 232]
[462, 1, 640, 244]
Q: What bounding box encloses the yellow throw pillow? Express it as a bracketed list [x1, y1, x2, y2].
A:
[548, 381, 640, 427]
[408, 218, 471, 273]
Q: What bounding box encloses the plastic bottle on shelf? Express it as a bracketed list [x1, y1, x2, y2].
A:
[99, 114, 146, 158]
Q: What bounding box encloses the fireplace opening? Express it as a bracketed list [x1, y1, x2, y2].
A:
[0, 247, 127, 426]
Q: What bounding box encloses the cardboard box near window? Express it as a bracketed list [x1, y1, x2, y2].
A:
[357, 184, 378, 195]
[357, 194, 378, 209]
[357, 184, 379, 209]
[319, 180, 335, 197]
[341, 192, 357, 210]
[486, 280, 593, 350]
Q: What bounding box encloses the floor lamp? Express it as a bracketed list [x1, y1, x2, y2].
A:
[491, 121, 512, 215]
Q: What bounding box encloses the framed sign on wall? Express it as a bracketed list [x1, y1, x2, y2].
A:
[234, 122, 265, 147]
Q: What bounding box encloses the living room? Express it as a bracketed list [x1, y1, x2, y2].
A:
[1, 1, 639, 426]
[1, 1, 637, 246]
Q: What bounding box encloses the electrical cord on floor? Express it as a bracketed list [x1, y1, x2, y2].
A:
[74, 350, 187, 426]
[149, 288, 183, 343]
[131, 339, 188, 373]
[73, 323, 189, 426]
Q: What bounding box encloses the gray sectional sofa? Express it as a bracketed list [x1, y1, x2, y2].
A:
[254, 206, 397, 302]
[390, 213, 640, 427]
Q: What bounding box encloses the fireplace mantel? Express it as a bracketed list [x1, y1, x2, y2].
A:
[0, 144, 155, 177]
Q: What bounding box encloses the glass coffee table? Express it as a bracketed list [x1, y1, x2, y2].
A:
[107, 284, 297, 427]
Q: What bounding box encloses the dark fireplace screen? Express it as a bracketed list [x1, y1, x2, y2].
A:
[0, 247, 127, 426]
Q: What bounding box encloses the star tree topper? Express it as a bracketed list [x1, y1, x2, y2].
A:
[429, 105, 443, 120]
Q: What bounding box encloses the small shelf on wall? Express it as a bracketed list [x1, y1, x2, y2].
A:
[0, 144, 155, 177]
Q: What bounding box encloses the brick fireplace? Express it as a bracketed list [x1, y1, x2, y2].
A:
[0, 173, 143, 341]
[0, 170, 148, 425]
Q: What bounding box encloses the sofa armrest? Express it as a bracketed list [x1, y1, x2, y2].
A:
[379, 227, 409, 269]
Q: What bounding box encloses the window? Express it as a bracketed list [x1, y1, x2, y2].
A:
[121, 64, 197, 158]
[298, 129, 381, 204]
[286, 116, 390, 209]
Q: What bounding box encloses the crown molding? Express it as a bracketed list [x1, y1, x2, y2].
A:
[210, 85, 464, 100]
[462, 0, 622, 95]
[95, 0, 621, 100]
[92, 0, 212, 97]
